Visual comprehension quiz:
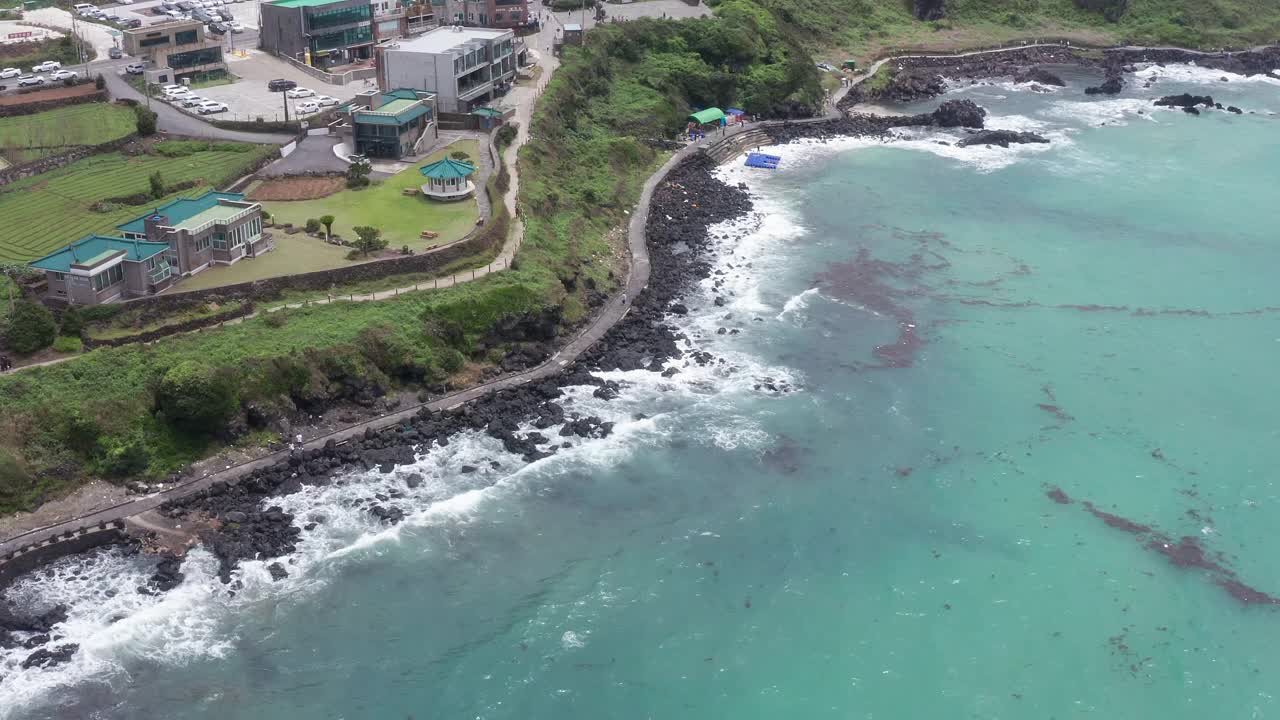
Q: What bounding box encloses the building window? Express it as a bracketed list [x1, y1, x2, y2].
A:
[211, 232, 227, 250]
[195, 236, 211, 253]
[175, 29, 198, 45]
[51, 272, 65, 281]
[140, 35, 171, 47]
[92, 264, 124, 292]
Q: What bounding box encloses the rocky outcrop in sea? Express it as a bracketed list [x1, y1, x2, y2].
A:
[956, 129, 1050, 148]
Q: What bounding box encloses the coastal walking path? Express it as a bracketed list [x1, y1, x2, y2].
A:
[5, 39, 1261, 552]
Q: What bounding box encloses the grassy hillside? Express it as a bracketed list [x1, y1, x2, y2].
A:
[0, 103, 137, 165]
[722, 0, 1280, 61]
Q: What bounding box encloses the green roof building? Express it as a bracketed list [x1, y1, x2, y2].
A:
[31, 190, 271, 306]
[337, 88, 437, 160]
[418, 157, 476, 200]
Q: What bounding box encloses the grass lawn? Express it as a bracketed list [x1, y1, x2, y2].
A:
[176, 231, 359, 291]
[0, 142, 276, 264]
[264, 140, 482, 252]
[188, 71, 238, 90]
[0, 103, 137, 164]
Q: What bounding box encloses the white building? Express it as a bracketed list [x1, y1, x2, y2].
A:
[375, 26, 519, 113]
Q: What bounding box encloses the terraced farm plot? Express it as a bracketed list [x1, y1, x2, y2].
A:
[0, 103, 137, 164]
[0, 144, 275, 263]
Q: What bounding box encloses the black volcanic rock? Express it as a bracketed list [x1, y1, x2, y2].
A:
[1085, 75, 1124, 95]
[1154, 93, 1215, 108]
[22, 644, 78, 670]
[913, 0, 945, 20]
[1013, 67, 1066, 86]
[957, 130, 1050, 148]
[929, 99, 987, 128]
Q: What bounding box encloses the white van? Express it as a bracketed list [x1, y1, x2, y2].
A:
[72, 3, 97, 11]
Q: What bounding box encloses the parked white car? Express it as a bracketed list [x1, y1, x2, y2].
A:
[125, 63, 146, 75]
[166, 9, 183, 18]
[179, 95, 207, 108]
[31, 61, 61, 73]
[49, 69, 78, 81]
[314, 95, 340, 107]
[294, 100, 320, 114]
[228, 21, 246, 32]
[0, 68, 20, 79]
[285, 87, 315, 99]
[17, 75, 45, 87]
[197, 100, 227, 114]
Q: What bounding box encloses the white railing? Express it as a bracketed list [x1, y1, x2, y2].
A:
[179, 205, 259, 237]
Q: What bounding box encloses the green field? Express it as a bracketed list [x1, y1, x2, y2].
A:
[0, 142, 276, 264]
[177, 231, 358, 291]
[0, 103, 137, 164]
[264, 140, 483, 252]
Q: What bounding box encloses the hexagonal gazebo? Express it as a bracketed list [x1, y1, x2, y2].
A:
[419, 157, 476, 201]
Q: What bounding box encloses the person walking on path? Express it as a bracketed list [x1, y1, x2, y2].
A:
[0, 355, 11, 372]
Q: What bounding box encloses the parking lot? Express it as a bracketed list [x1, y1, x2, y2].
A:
[187, 50, 368, 122]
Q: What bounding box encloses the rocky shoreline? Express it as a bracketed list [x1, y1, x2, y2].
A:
[842, 45, 1280, 107]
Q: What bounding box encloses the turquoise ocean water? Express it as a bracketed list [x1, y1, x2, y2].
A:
[2, 63, 1279, 719]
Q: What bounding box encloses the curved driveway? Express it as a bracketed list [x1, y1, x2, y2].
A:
[101, 70, 297, 145]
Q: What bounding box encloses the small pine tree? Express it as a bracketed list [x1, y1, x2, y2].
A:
[149, 171, 165, 200]
[319, 214, 335, 239]
[134, 106, 157, 137]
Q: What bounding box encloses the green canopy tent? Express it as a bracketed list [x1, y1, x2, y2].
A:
[688, 108, 727, 126]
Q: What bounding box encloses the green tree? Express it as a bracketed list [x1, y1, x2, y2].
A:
[155, 360, 238, 435]
[352, 225, 387, 256]
[149, 171, 165, 200]
[135, 105, 157, 137]
[59, 305, 85, 337]
[346, 159, 371, 189]
[4, 300, 56, 354]
[319, 214, 335, 239]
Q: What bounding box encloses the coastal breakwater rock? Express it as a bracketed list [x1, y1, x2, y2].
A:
[842, 46, 1087, 106]
[1154, 93, 1216, 109]
[1013, 67, 1066, 86]
[956, 129, 1050, 148]
[1107, 46, 1280, 78]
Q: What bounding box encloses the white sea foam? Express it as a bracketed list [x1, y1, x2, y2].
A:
[1133, 62, 1280, 88]
[1040, 96, 1159, 128]
[778, 287, 821, 322]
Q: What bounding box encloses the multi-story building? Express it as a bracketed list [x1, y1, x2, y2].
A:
[370, 0, 437, 42]
[32, 236, 175, 306]
[121, 19, 225, 86]
[32, 191, 270, 305]
[260, 0, 375, 65]
[433, 0, 530, 29]
[335, 88, 437, 159]
[376, 25, 518, 112]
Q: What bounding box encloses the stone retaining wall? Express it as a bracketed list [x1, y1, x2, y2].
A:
[0, 131, 138, 186]
[0, 524, 126, 591]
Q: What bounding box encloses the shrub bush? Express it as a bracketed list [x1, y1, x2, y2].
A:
[450, 150, 471, 160]
[97, 436, 149, 478]
[134, 105, 157, 137]
[155, 360, 238, 435]
[305, 218, 321, 234]
[4, 300, 56, 354]
[51, 335, 83, 354]
[59, 305, 85, 337]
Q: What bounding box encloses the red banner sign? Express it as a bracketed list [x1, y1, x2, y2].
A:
[7, 31, 34, 39]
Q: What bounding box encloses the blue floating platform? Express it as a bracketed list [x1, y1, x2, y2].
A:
[745, 152, 781, 169]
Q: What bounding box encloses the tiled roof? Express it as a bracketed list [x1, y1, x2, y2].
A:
[116, 190, 245, 235]
[29, 235, 169, 273]
[419, 157, 475, 180]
